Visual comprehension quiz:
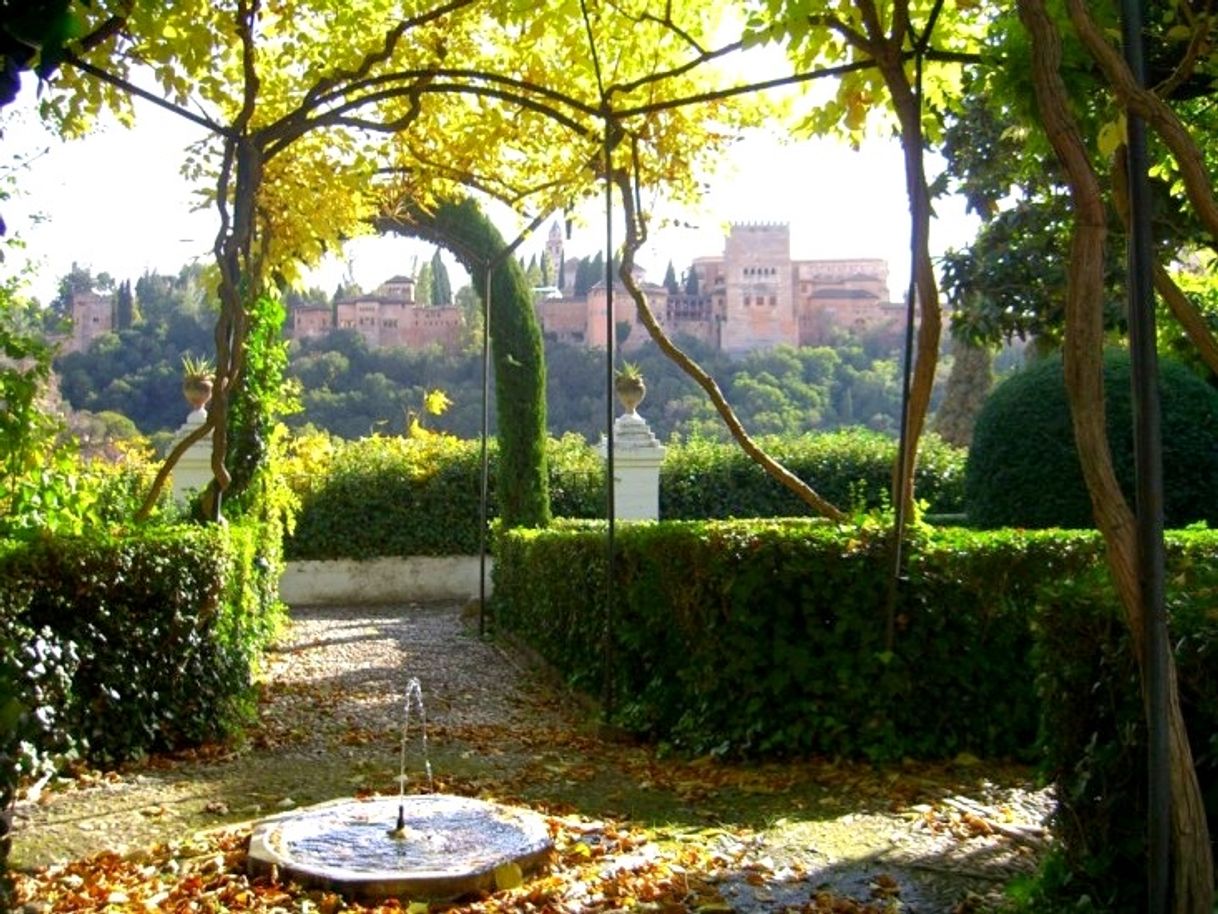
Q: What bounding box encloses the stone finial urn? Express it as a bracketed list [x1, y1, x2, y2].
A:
[181, 354, 215, 412]
[614, 362, 646, 414]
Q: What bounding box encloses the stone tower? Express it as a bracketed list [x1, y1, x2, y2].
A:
[720, 223, 797, 354]
[546, 220, 564, 286]
[70, 291, 114, 353]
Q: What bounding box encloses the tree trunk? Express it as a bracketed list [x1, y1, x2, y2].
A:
[932, 338, 992, 448]
[1018, 3, 1213, 910]
[872, 45, 942, 519]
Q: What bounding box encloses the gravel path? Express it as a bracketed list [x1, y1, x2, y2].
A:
[12, 602, 1055, 913]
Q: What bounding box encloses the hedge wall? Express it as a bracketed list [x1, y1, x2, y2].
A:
[492, 520, 1101, 760]
[0, 521, 284, 769]
[284, 430, 966, 560]
[661, 430, 966, 519]
[493, 521, 1218, 906]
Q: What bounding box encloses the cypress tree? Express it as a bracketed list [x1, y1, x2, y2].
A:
[376, 198, 551, 528]
[684, 266, 699, 296]
[115, 279, 139, 328]
[415, 262, 433, 306]
[430, 248, 452, 305]
[663, 260, 679, 294]
[573, 257, 592, 297]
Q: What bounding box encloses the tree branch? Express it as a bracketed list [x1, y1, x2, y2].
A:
[75, 14, 128, 54]
[1065, 0, 1218, 238]
[607, 38, 745, 99]
[300, 0, 478, 110]
[1111, 149, 1218, 377]
[611, 156, 845, 522]
[60, 53, 231, 136]
[265, 91, 424, 160]
[134, 415, 215, 522]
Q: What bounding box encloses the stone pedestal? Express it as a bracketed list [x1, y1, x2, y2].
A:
[597, 411, 666, 521]
[171, 407, 214, 502]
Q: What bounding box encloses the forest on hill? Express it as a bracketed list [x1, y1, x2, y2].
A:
[52, 262, 953, 447]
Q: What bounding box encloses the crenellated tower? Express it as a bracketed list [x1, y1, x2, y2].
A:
[719, 222, 798, 354]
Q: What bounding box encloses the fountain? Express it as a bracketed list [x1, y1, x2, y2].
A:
[247, 678, 553, 901]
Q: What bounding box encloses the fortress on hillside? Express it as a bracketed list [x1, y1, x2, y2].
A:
[65, 224, 902, 358]
[291, 275, 464, 351]
[537, 221, 902, 355]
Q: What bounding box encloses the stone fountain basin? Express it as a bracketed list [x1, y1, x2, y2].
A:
[248, 794, 553, 901]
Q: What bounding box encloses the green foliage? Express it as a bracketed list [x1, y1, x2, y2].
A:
[429, 248, 452, 306]
[663, 261, 679, 295]
[1027, 532, 1218, 912]
[286, 433, 488, 559]
[493, 521, 1101, 760]
[662, 429, 966, 518]
[282, 430, 964, 560]
[0, 279, 100, 538]
[414, 261, 433, 307]
[394, 198, 550, 529]
[965, 349, 1218, 528]
[55, 267, 216, 436]
[683, 265, 699, 296]
[0, 521, 284, 769]
[218, 293, 298, 513]
[0, 612, 77, 906]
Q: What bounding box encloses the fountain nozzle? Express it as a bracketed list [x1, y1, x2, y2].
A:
[388, 804, 409, 839]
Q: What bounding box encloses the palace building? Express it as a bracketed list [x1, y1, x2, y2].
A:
[282, 222, 901, 356]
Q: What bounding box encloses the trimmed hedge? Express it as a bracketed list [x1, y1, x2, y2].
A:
[965, 350, 1218, 529]
[285, 430, 966, 560]
[493, 520, 1218, 904]
[661, 430, 966, 519]
[0, 521, 283, 768]
[493, 520, 1101, 760]
[286, 435, 488, 560]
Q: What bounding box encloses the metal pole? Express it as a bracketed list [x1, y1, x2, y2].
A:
[1119, 3, 1169, 911]
[887, 49, 924, 652]
[601, 128, 616, 720]
[477, 265, 493, 638]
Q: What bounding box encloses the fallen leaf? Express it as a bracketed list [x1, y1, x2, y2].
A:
[494, 862, 524, 891]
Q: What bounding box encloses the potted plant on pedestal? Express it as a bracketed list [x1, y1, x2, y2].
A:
[181, 354, 215, 413]
[614, 361, 646, 414]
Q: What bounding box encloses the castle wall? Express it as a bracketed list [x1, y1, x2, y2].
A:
[585, 282, 663, 350]
[293, 306, 332, 340]
[535, 297, 588, 345]
[398, 305, 463, 350]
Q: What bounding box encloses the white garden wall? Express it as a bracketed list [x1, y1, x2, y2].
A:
[280, 556, 492, 605]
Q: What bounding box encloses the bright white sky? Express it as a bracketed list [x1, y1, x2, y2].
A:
[2, 71, 980, 306]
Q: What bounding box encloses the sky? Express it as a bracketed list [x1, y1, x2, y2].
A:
[2, 73, 980, 307]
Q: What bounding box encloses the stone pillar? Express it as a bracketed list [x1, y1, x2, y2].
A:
[171, 406, 214, 503]
[597, 411, 666, 521]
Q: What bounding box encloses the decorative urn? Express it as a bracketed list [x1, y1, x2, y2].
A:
[181, 354, 215, 412]
[614, 361, 646, 414]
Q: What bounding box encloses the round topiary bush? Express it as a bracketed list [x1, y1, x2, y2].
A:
[965, 349, 1218, 529]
